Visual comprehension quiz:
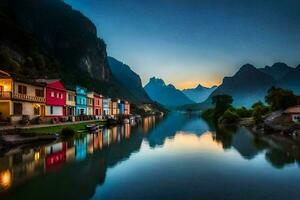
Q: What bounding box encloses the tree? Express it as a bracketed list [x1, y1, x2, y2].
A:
[212, 94, 233, 118]
[251, 101, 269, 124]
[220, 109, 240, 124]
[252, 105, 263, 124]
[265, 87, 298, 111]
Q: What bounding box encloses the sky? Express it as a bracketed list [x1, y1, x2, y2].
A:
[65, 0, 300, 89]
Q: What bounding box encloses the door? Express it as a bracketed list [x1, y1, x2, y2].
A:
[80, 108, 84, 115]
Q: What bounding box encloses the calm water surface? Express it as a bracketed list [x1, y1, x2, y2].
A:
[1, 113, 300, 200]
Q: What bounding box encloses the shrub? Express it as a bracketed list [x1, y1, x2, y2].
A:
[235, 107, 252, 118]
[220, 109, 239, 124]
[61, 127, 75, 138]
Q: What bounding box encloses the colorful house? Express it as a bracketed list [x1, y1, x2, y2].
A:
[75, 86, 87, 115]
[0, 70, 46, 123]
[124, 101, 130, 115]
[102, 97, 111, 116]
[36, 79, 66, 118]
[119, 100, 125, 115]
[66, 89, 76, 116]
[111, 99, 120, 116]
[86, 92, 94, 116]
[93, 93, 103, 116]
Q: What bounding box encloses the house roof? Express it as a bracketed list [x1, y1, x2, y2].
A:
[284, 106, 300, 114]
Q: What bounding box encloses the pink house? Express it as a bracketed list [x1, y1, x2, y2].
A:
[37, 79, 66, 118]
[93, 93, 103, 116]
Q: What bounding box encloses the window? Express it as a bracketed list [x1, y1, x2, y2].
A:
[61, 94, 63, 99]
[50, 106, 53, 114]
[51, 92, 55, 97]
[13, 103, 22, 115]
[57, 93, 60, 98]
[18, 85, 27, 94]
[0, 86, 3, 92]
[35, 89, 44, 97]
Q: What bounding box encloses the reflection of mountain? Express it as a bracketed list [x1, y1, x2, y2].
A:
[6, 127, 144, 200]
[146, 113, 188, 147]
[146, 113, 210, 147]
[231, 128, 260, 159]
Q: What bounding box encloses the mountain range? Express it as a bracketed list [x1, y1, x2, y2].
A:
[204, 62, 300, 108]
[182, 84, 217, 103]
[144, 77, 195, 108]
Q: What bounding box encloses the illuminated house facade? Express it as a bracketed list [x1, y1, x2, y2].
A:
[93, 93, 103, 116]
[119, 100, 125, 115]
[75, 86, 87, 115]
[86, 92, 94, 115]
[124, 101, 130, 115]
[0, 70, 46, 123]
[102, 97, 111, 116]
[111, 99, 120, 116]
[36, 80, 66, 119]
[66, 89, 76, 116]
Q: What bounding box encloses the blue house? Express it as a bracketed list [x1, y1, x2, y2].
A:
[75, 86, 87, 115]
[119, 100, 125, 115]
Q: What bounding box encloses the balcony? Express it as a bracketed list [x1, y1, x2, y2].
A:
[0, 91, 12, 100]
[12, 93, 45, 103]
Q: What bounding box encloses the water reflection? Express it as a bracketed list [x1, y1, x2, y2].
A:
[0, 113, 300, 200]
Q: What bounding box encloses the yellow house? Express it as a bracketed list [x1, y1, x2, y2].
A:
[111, 98, 120, 117]
[0, 70, 46, 123]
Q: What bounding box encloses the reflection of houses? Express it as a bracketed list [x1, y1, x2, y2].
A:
[75, 86, 87, 115]
[45, 143, 67, 171]
[75, 136, 88, 161]
[283, 106, 300, 123]
[0, 70, 46, 123]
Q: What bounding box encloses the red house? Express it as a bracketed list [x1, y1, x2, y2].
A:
[37, 79, 66, 118]
[94, 93, 103, 116]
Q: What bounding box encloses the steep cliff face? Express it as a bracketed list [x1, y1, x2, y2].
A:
[108, 57, 152, 103]
[0, 0, 110, 81]
[0, 0, 151, 103]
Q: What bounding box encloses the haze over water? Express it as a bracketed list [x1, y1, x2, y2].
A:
[1, 113, 300, 200]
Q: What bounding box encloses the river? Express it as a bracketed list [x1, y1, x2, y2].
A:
[0, 113, 300, 200]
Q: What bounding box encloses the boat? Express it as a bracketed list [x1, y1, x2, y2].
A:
[85, 124, 100, 131]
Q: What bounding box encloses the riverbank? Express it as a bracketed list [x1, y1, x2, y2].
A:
[0, 120, 106, 135]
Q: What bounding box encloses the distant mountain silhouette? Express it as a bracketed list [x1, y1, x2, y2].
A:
[278, 64, 300, 94]
[144, 77, 195, 107]
[182, 84, 217, 103]
[108, 57, 152, 103]
[259, 62, 293, 80]
[206, 64, 276, 107]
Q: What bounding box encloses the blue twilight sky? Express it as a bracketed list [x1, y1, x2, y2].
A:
[65, 0, 300, 89]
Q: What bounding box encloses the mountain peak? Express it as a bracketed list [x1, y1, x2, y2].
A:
[149, 77, 166, 86]
[260, 62, 293, 80]
[239, 64, 256, 71]
[271, 62, 289, 68]
[144, 77, 194, 107]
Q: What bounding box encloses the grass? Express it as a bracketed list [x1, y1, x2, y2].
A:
[21, 121, 106, 135]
